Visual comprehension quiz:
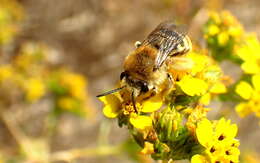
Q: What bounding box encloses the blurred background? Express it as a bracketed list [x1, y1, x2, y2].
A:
[0, 0, 260, 162]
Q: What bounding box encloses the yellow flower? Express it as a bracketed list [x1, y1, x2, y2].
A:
[178, 75, 208, 96]
[209, 11, 221, 24]
[140, 142, 154, 155]
[98, 93, 121, 118]
[60, 72, 87, 100]
[24, 78, 45, 102]
[58, 97, 76, 110]
[129, 114, 153, 130]
[235, 75, 260, 118]
[236, 35, 260, 74]
[195, 118, 239, 163]
[0, 0, 23, 44]
[0, 65, 13, 81]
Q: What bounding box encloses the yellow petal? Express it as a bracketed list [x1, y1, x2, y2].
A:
[99, 94, 121, 118]
[200, 93, 211, 105]
[208, 25, 220, 36]
[191, 154, 208, 163]
[130, 115, 153, 130]
[178, 76, 208, 96]
[140, 142, 154, 155]
[217, 32, 229, 46]
[241, 62, 260, 74]
[235, 102, 252, 117]
[235, 81, 253, 100]
[252, 74, 260, 91]
[196, 119, 213, 147]
[215, 118, 238, 140]
[210, 82, 227, 94]
[141, 95, 163, 113]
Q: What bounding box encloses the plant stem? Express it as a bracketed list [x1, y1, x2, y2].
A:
[50, 145, 121, 162]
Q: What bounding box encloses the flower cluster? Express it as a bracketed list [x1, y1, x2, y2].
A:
[0, 43, 47, 103]
[0, 42, 93, 117]
[203, 11, 243, 62]
[0, 0, 23, 44]
[49, 69, 92, 117]
[99, 50, 239, 162]
[203, 11, 260, 123]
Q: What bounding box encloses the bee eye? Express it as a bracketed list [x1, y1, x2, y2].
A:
[135, 41, 142, 48]
[120, 72, 128, 80]
[154, 44, 160, 50]
[140, 82, 149, 93]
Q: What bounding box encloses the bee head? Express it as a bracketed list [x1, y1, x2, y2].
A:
[120, 71, 150, 95]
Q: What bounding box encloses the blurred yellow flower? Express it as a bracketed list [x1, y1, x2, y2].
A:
[207, 24, 220, 36]
[217, 32, 229, 46]
[235, 75, 260, 118]
[60, 72, 87, 100]
[0, 0, 23, 44]
[25, 78, 45, 102]
[178, 75, 208, 96]
[236, 35, 260, 74]
[140, 142, 154, 155]
[235, 102, 252, 117]
[57, 97, 76, 110]
[0, 65, 13, 81]
[209, 12, 221, 25]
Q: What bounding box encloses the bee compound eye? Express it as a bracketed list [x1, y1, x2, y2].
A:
[135, 41, 142, 48]
[140, 82, 149, 93]
[120, 71, 128, 80]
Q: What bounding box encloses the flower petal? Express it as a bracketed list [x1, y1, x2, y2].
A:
[178, 75, 208, 96]
[191, 154, 208, 163]
[210, 82, 227, 94]
[252, 74, 260, 91]
[235, 102, 252, 117]
[99, 94, 121, 118]
[196, 119, 213, 147]
[130, 115, 153, 130]
[141, 95, 163, 113]
[235, 81, 253, 100]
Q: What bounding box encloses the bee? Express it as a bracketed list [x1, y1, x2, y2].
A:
[97, 22, 192, 111]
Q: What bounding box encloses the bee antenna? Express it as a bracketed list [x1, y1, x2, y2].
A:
[96, 86, 126, 97]
[131, 90, 138, 113]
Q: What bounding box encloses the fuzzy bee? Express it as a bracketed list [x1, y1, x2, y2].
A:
[97, 22, 193, 111]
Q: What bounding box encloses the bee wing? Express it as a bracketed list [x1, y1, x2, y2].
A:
[142, 22, 187, 69]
